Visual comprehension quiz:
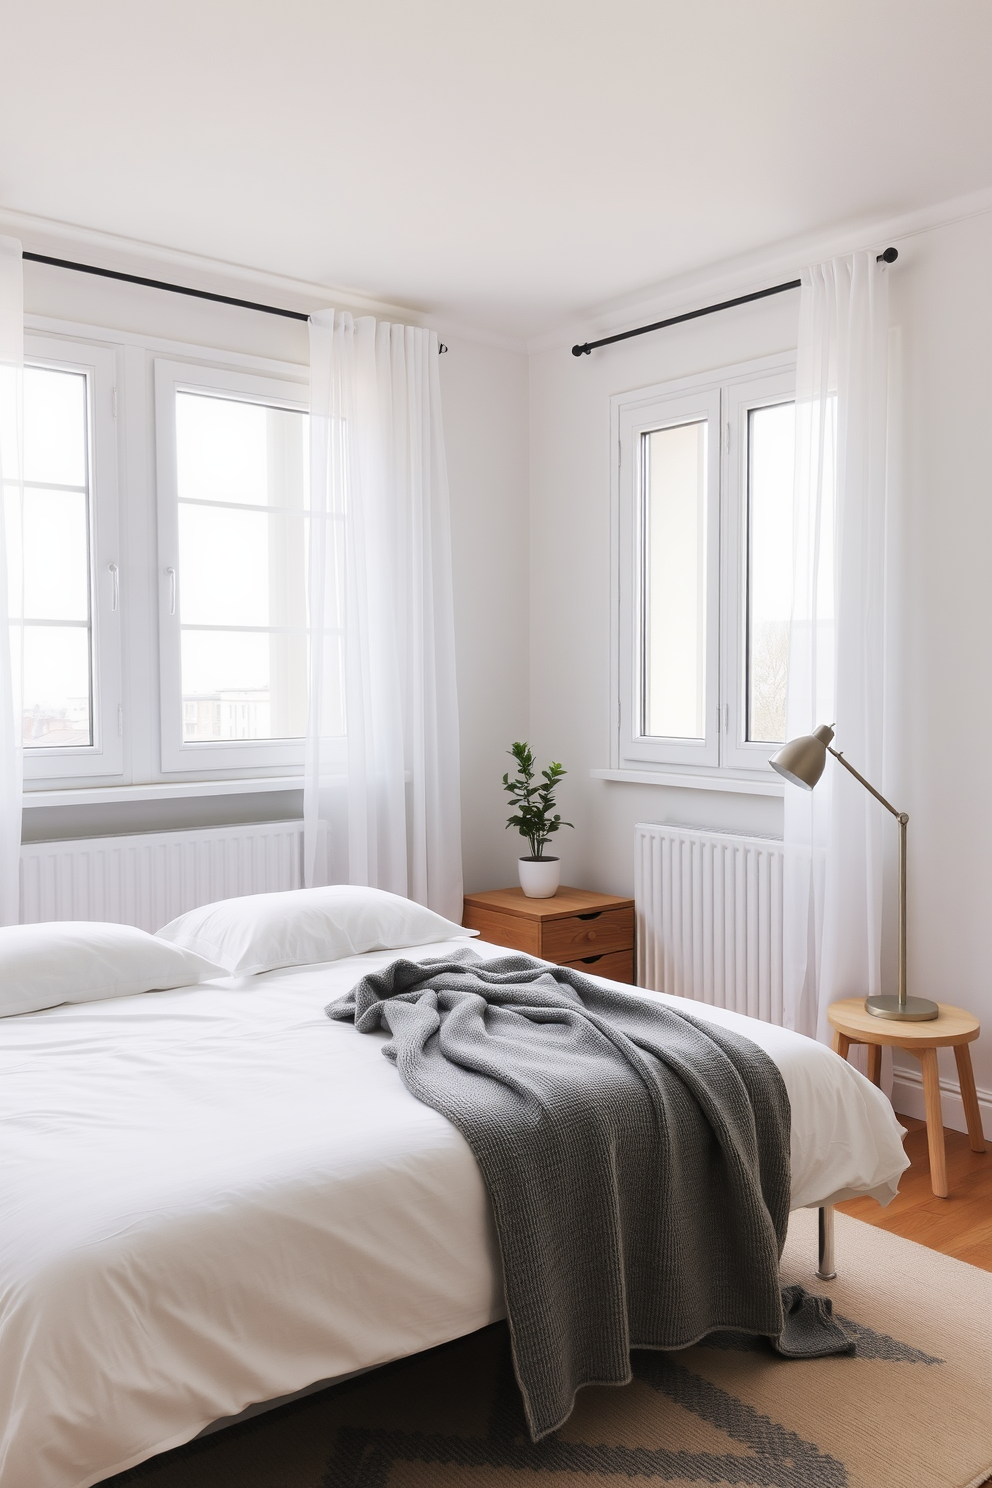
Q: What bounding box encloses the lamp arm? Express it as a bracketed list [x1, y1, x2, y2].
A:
[827, 746, 906, 823]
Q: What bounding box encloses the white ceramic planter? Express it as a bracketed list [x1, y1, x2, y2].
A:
[518, 856, 560, 898]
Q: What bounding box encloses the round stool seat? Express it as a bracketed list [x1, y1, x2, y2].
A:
[827, 998, 979, 1048]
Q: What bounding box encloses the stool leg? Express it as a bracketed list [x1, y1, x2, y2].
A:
[953, 1044, 987, 1154]
[919, 1047, 948, 1197]
[866, 1043, 882, 1087]
[832, 1031, 851, 1060]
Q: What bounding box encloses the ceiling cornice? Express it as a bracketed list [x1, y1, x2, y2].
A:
[527, 182, 992, 358]
[8, 180, 991, 364]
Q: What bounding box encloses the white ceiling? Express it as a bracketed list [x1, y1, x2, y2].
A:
[1, 1, 991, 339]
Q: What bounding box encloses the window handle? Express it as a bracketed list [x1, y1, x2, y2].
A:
[165, 566, 176, 616]
[109, 563, 119, 612]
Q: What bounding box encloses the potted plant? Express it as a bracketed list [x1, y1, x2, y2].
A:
[502, 741, 573, 898]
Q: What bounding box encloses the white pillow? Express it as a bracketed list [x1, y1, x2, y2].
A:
[0, 921, 225, 1018]
[155, 885, 476, 976]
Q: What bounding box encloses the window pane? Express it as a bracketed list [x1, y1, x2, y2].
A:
[179, 504, 307, 629]
[24, 367, 87, 487]
[176, 392, 308, 507]
[23, 489, 89, 621]
[23, 625, 92, 747]
[181, 630, 307, 741]
[176, 391, 309, 744]
[746, 403, 795, 744]
[22, 363, 94, 752]
[643, 421, 707, 739]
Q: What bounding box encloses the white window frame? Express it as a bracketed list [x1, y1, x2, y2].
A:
[612, 353, 796, 780]
[22, 334, 123, 784]
[154, 357, 309, 775]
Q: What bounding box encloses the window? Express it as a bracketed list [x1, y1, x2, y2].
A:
[17, 324, 312, 798]
[614, 356, 795, 778]
[156, 360, 310, 773]
[20, 336, 122, 783]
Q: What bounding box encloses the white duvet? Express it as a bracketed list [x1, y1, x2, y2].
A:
[0, 939, 908, 1488]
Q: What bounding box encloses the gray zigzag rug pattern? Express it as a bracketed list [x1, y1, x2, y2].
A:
[101, 1212, 992, 1488]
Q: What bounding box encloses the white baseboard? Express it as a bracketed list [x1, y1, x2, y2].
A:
[891, 1066, 992, 1142]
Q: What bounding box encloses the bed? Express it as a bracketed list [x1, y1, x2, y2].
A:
[0, 933, 908, 1488]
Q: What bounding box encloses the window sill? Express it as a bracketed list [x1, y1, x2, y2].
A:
[590, 768, 784, 798]
[22, 777, 304, 809]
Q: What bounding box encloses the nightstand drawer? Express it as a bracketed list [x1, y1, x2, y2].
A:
[562, 949, 634, 984]
[462, 906, 542, 955]
[541, 907, 634, 962]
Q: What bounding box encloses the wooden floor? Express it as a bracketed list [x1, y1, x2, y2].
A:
[837, 1116, 992, 1271]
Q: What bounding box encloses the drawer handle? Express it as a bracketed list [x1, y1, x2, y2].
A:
[577, 911, 602, 921]
[585, 930, 597, 942]
[580, 954, 603, 965]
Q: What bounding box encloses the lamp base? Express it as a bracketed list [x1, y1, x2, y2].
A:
[865, 994, 939, 1022]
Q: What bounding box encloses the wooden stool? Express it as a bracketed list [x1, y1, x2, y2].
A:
[827, 999, 985, 1198]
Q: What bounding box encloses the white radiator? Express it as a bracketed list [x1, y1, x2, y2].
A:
[20, 820, 306, 933]
[634, 822, 785, 1024]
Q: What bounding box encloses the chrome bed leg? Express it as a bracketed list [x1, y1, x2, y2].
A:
[816, 1204, 837, 1280]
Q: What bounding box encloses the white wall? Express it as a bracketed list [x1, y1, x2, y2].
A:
[527, 211, 992, 1135]
[18, 250, 531, 886]
[440, 338, 530, 893]
[888, 210, 992, 1129]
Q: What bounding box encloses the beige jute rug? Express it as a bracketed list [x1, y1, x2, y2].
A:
[103, 1210, 991, 1488]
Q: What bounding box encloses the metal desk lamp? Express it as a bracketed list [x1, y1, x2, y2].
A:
[769, 724, 938, 1021]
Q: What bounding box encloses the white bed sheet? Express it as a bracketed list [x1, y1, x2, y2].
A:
[0, 939, 908, 1488]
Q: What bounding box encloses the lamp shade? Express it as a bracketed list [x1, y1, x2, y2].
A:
[769, 724, 835, 790]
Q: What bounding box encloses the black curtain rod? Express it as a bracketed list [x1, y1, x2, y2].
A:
[23, 250, 312, 321]
[21, 250, 448, 350]
[571, 247, 898, 357]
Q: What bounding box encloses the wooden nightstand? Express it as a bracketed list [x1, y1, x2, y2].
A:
[462, 886, 635, 983]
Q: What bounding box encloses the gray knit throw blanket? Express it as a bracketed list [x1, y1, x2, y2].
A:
[327, 951, 852, 1439]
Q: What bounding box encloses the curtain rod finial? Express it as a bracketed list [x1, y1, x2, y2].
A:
[877, 246, 898, 264]
[571, 343, 591, 357]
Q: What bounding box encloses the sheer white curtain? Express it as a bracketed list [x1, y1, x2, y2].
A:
[783, 250, 891, 1040]
[305, 310, 463, 921]
[0, 237, 23, 926]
